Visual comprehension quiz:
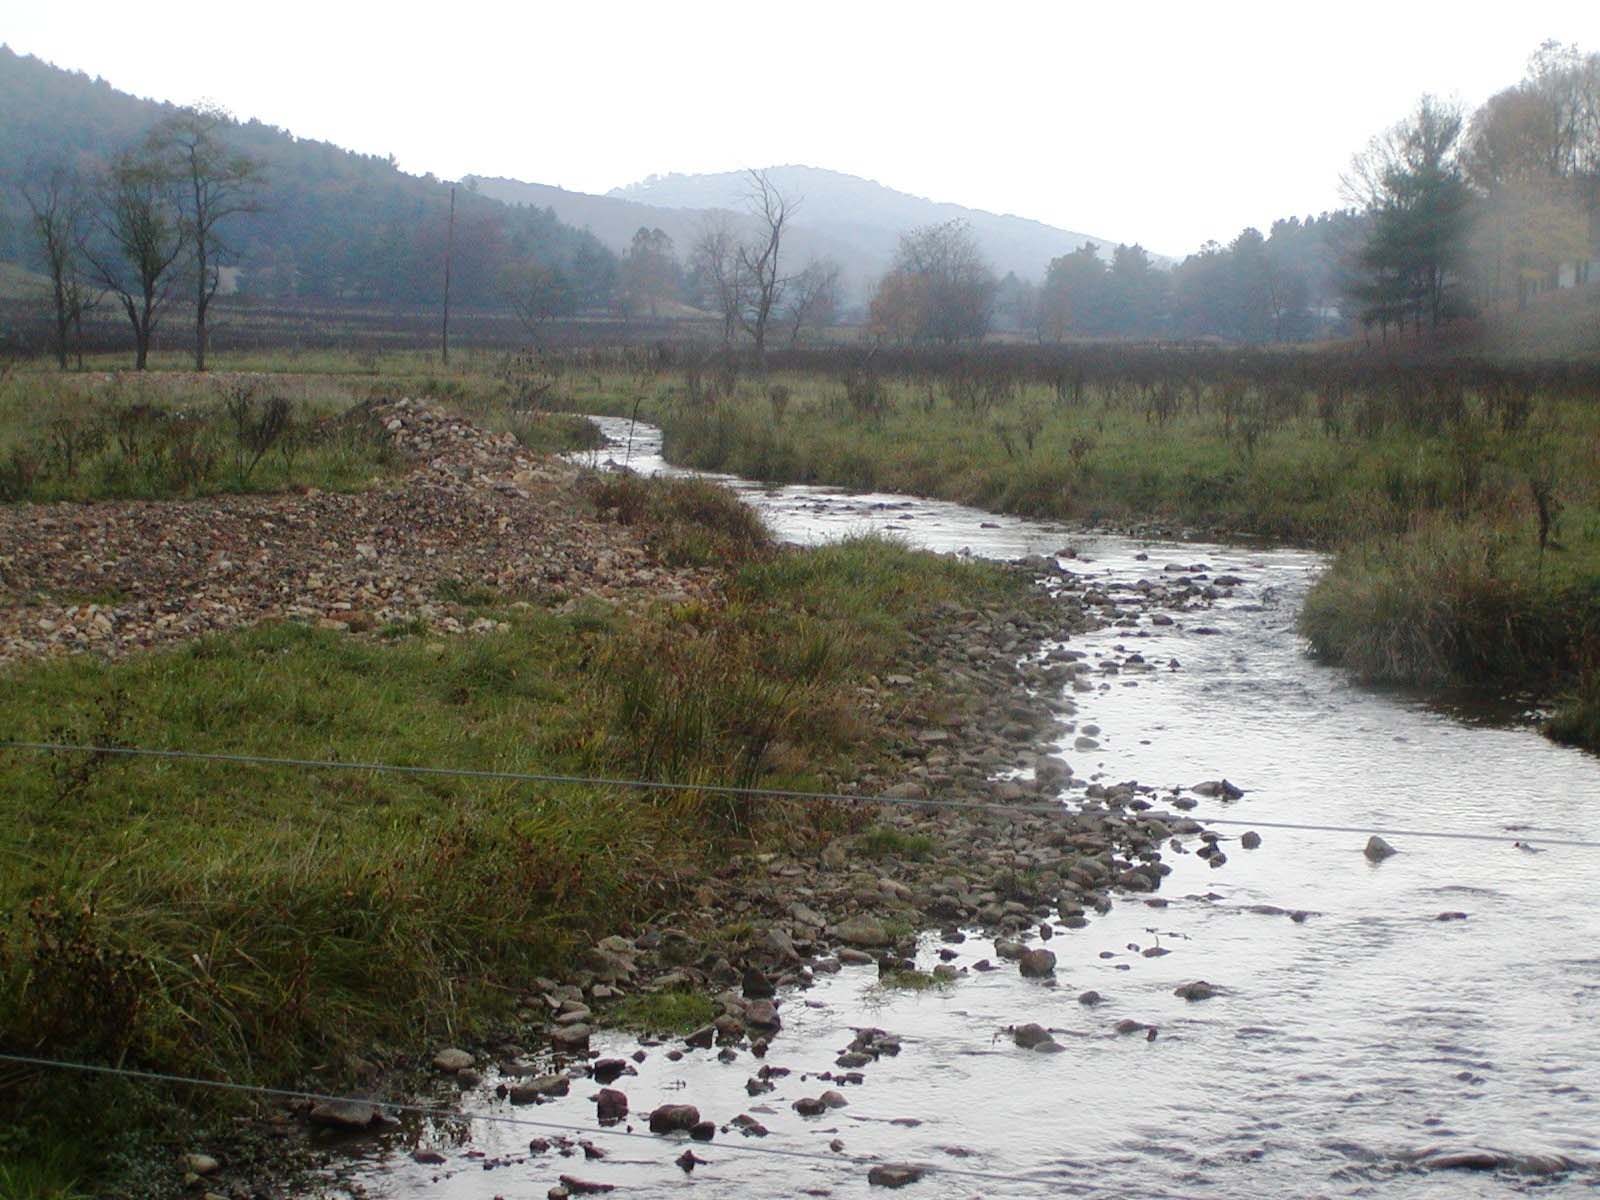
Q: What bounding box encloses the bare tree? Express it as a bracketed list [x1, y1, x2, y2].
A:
[498, 258, 575, 342]
[147, 106, 265, 370]
[736, 169, 796, 357]
[689, 214, 746, 345]
[19, 168, 90, 369]
[782, 258, 840, 347]
[81, 149, 187, 370]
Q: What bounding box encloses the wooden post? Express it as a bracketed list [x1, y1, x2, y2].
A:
[441, 185, 455, 365]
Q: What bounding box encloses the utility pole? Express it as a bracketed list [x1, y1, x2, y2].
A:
[441, 185, 455, 365]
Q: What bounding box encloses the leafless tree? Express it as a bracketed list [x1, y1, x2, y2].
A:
[498, 259, 575, 343]
[147, 106, 265, 370]
[689, 214, 746, 345]
[19, 167, 91, 369]
[81, 149, 188, 370]
[782, 258, 841, 347]
[736, 169, 796, 357]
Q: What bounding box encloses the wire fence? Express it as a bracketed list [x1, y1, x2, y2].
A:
[5, 739, 1598, 850]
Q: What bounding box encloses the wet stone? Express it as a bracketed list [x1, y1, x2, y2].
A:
[431, 1048, 474, 1073]
[595, 1088, 628, 1123]
[648, 1104, 701, 1134]
[868, 1163, 926, 1188]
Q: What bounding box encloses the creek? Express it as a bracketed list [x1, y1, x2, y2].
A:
[349, 416, 1599, 1198]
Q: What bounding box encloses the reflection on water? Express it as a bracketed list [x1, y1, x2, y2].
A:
[350, 418, 1600, 1198]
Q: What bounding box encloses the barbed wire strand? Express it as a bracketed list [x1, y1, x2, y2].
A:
[4, 740, 1598, 850]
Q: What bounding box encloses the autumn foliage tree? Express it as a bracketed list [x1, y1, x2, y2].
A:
[870, 219, 996, 343]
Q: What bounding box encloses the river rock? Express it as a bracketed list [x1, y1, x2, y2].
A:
[649, 1104, 701, 1134]
[745, 999, 782, 1031]
[868, 1163, 926, 1188]
[558, 1176, 614, 1195]
[677, 1149, 710, 1171]
[1012, 1022, 1055, 1049]
[592, 1058, 627, 1084]
[1364, 835, 1398, 862]
[308, 1099, 383, 1130]
[834, 916, 891, 947]
[1078, 990, 1104, 1006]
[551, 1024, 591, 1051]
[510, 1074, 570, 1103]
[743, 965, 776, 998]
[595, 1088, 628, 1122]
[1018, 948, 1057, 977]
[1174, 980, 1219, 1001]
[1240, 831, 1262, 849]
[183, 1153, 220, 1176]
[431, 1047, 474, 1073]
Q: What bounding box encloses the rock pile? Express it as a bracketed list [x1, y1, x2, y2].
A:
[0, 398, 715, 663]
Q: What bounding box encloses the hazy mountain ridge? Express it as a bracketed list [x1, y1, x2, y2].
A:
[612, 165, 1170, 273]
[473, 166, 1159, 303]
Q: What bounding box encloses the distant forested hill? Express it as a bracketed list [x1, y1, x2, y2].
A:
[0, 46, 618, 309]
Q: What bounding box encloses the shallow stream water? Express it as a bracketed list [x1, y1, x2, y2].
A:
[347, 417, 1599, 1198]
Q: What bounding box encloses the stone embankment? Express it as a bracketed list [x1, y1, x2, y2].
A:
[0, 398, 714, 663]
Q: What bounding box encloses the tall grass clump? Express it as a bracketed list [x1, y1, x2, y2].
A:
[589, 471, 772, 567]
[1300, 516, 1597, 688]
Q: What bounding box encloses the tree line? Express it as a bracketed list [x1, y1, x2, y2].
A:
[6, 39, 1594, 359]
[864, 40, 1596, 347]
[1345, 41, 1598, 339]
[22, 107, 262, 369]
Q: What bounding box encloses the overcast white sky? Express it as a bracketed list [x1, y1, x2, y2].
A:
[7, 1, 1597, 256]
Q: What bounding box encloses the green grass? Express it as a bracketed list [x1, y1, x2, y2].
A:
[855, 826, 937, 861]
[872, 969, 950, 993]
[0, 371, 399, 501]
[547, 364, 1600, 550]
[1547, 667, 1600, 748]
[0, 1156, 92, 1200]
[604, 990, 718, 1034]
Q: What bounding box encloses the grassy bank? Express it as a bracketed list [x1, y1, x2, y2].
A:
[540, 352, 1600, 748]
[0, 367, 598, 502]
[540, 351, 1600, 549]
[0, 463, 1024, 1196]
[1299, 516, 1600, 743]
